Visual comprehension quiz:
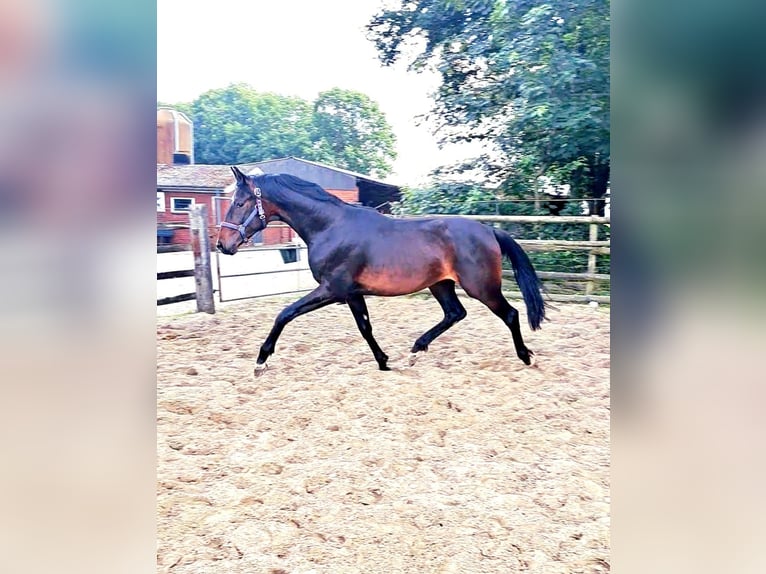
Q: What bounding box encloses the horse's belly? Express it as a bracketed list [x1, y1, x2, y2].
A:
[356, 264, 456, 296]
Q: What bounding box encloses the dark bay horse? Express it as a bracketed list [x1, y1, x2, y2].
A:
[217, 166, 546, 373]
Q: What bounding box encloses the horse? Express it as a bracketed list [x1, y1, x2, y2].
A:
[217, 166, 547, 374]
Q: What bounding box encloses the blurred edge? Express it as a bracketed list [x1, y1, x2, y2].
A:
[4, 0, 766, 571]
[613, 0, 766, 573]
[0, 1, 156, 573]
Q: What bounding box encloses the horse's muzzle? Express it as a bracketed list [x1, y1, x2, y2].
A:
[216, 240, 237, 255]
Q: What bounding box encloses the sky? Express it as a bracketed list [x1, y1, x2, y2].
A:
[157, 0, 482, 186]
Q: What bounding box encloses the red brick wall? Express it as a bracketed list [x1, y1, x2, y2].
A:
[328, 189, 359, 204]
[164, 226, 218, 247]
[262, 224, 294, 245]
[157, 190, 218, 247]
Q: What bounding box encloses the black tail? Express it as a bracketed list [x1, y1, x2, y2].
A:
[493, 228, 546, 330]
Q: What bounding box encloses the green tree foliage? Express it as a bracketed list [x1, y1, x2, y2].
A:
[177, 84, 314, 165]
[393, 182, 498, 215]
[162, 84, 396, 177]
[312, 88, 397, 178]
[367, 0, 609, 214]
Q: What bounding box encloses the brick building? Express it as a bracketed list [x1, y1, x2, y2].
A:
[157, 107, 193, 165]
[157, 163, 253, 247]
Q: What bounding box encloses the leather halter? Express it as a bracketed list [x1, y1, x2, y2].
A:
[220, 186, 266, 241]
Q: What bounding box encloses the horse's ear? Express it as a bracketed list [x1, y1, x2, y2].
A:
[230, 166, 246, 184]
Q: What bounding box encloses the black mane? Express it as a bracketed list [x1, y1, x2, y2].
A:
[255, 173, 346, 206]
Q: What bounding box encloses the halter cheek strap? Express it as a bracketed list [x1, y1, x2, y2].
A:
[220, 186, 267, 241]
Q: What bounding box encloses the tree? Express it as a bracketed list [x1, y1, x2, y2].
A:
[311, 88, 397, 178]
[393, 181, 498, 215]
[160, 85, 397, 177]
[367, 0, 609, 214]
[178, 84, 314, 164]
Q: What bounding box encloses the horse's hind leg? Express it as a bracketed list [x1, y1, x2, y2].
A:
[475, 290, 534, 365]
[411, 280, 467, 355]
[347, 295, 390, 371]
[488, 294, 534, 365]
[459, 275, 534, 365]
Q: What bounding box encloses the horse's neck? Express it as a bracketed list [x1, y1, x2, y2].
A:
[271, 195, 343, 245]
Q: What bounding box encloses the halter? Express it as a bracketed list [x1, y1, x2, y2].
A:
[220, 186, 267, 242]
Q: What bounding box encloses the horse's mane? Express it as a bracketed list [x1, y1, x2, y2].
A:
[255, 173, 346, 206]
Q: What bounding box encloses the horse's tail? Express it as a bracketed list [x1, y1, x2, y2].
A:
[493, 228, 546, 330]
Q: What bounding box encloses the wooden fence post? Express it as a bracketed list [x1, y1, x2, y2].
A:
[586, 218, 599, 296]
[190, 205, 215, 314]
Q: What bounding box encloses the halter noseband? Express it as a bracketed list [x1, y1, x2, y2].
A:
[220, 186, 267, 242]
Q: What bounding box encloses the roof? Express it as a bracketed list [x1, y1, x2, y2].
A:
[157, 157, 402, 208]
[157, 107, 193, 126]
[246, 157, 401, 207]
[157, 163, 260, 189]
[248, 156, 395, 184]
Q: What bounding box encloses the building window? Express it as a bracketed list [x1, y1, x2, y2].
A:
[171, 197, 195, 213]
[157, 191, 165, 212]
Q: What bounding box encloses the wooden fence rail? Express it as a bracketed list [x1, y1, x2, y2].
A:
[157, 292, 197, 306]
[507, 271, 610, 282]
[434, 214, 610, 224]
[435, 213, 611, 301]
[158, 213, 610, 309]
[157, 269, 195, 280]
[157, 267, 196, 306]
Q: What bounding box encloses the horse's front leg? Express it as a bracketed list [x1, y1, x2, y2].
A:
[347, 295, 390, 371]
[255, 284, 337, 375]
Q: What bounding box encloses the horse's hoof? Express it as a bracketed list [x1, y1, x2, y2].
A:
[408, 353, 419, 367]
[253, 363, 268, 377]
[526, 350, 537, 367]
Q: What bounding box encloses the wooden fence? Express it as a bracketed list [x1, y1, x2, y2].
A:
[156, 205, 216, 313]
[434, 214, 611, 304]
[156, 268, 197, 306]
[158, 211, 609, 312]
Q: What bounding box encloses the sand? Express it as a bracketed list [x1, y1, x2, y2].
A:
[157, 295, 610, 573]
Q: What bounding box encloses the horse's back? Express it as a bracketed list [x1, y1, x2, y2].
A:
[366, 215, 499, 263]
[408, 216, 500, 254]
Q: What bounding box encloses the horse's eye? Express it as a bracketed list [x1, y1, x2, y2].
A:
[236, 202, 244, 208]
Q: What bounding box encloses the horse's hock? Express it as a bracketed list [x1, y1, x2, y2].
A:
[157, 296, 610, 573]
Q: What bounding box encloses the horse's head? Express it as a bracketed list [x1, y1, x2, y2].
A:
[217, 166, 269, 255]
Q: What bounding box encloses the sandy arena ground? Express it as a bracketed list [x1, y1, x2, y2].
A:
[157, 295, 610, 573]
